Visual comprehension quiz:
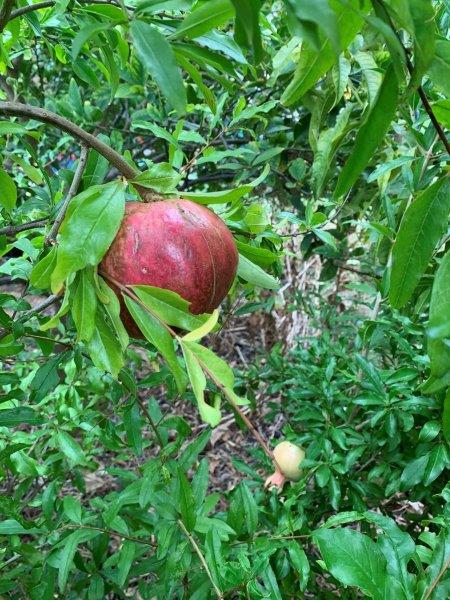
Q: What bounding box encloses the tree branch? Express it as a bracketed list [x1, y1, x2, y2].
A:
[0, 0, 15, 33]
[374, 0, 450, 156]
[45, 145, 89, 244]
[9, 0, 131, 21]
[0, 218, 48, 236]
[0, 101, 138, 179]
[0, 294, 60, 341]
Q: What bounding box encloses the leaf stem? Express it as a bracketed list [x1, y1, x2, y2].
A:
[45, 145, 89, 245]
[177, 519, 223, 599]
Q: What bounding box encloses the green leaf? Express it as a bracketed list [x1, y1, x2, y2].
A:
[313, 527, 388, 599]
[0, 519, 42, 535]
[131, 20, 187, 115]
[354, 51, 382, 107]
[132, 163, 181, 192]
[124, 295, 187, 393]
[427, 39, 450, 96]
[443, 389, 450, 444]
[116, 540, 135, 587]
[334, 63, 399, 198]
[177, 467, 196, 532]
[123, 401, 143, 456]
[0, 407, 43, 427]
[281, 0, 369, 105]
[86, 310, 124, 377]
[56, 431, 85, 465]
[432, 100, 450, 129]
[390, 179, 450, 309]
[284, 0, 341, 55]
[0, 121, 30, 136]
[0, 168, 17, 212]
[407, 0, 435, 91]
[423, 445, 447, 486]
[237, 254, 279, 289]
[63, 496, 82, 524]
[97, 277, 129, 350]
[183, 309, 219, 342]
[72, 270, 97, 342]
[72, 22, 111, 61]
[30, 248, 57, 290]
[181, 186, 252, 204]
[231, 0, 263, 63]
[30, 352, 69, 402]
[51, 181, 125, 293]
[287, 541, 310, 592]
[58, 530, 99, 592]
[172, 0, 235, 39]
[131, 285, 208, 331]
[180, 340, 221, 427]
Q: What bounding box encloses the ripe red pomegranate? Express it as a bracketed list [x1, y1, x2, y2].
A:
[100, 200, 238, 337]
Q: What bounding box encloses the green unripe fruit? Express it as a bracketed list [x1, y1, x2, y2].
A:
[273, 441, 305, 481]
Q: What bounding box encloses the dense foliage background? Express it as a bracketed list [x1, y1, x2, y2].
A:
[0, 0, 449, 598]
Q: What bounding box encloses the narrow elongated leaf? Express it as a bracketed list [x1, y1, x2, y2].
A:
[314, 528, 388, 599]
[30, 352, 69, 402]
[183, 310, 219, 342]
[180, 341, 221, 426]
[334, 64, 399, 198]
[427, 39, 450, 96]
[131, 285, 208, 331]
[58, 530, 99, 592]
[231, 0, 263, 63]
[0, 407, 43, 427]
[72, 23, 111, 60]
[237, 254, 279, 289]
[354, 51, 382, 107]
[390, 179, 450, 308]
[281, 0, 369, 105]
[0, 168, 17, 211]
[177, 467, 196, 531]
[97, 277, 129, 350]
[86, 310, 124, 377]
[51, 181, 125, 292]
[30, 248, 57, 290]
[172, 0, 234, 39]
[72, 270, 97, 342]
[423, 249, 450, 393]
[408, 0, 435, 91]
[116, 541, 135, 587]
[131, 20, 186, 115]
[124, 295, 187, 393]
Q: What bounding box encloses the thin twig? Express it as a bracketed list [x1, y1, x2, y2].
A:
[0, 294, 60, 341]
[0, 0, 15, 33]
[375, 0, 450, 156]
[63, 523, 156, 548]
[45, 145, 89, 244]
[137, 396, 165, 447]
[178, 519, 223, 599]
[9, 0, 133, 21]
[0, 218, 48, 236]
[0, 101, 138, 179]
[423, 557, 450, 600]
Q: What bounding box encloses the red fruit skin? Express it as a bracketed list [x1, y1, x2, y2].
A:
[100, 200, 238, 337]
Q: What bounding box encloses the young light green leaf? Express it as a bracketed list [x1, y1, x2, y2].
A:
[71, 270, 97, 342]
[183, 309, 219, 342]
[72, 22, 111, 61]
[131, 285, 208, 331]
[390, 179, 450, 309]
[132, 163, 181, 192]
[334, 64, 399, 199]
[354, 51, 382, 107]
[172, 0, 234, 40]
[131, 20, 187, 115]
[181, 340, 221, 427]
[237, 254, 279, 289]
[51, 180, 125, 293]
[124, 295, 187, 393]
[0, 168, 17, 212]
